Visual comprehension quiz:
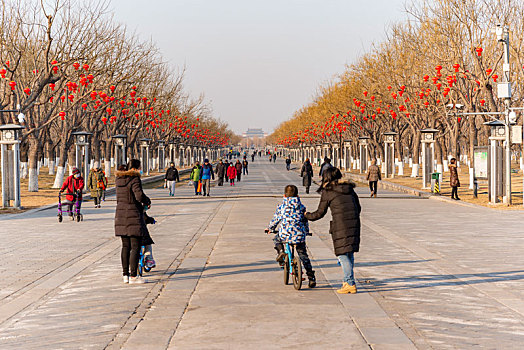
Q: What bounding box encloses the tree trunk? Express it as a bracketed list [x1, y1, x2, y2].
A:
[104, 139, 112, 177]
[411, 130, 421, 177]
[27, 136, 39, 192]
[52, 142, 68, 188]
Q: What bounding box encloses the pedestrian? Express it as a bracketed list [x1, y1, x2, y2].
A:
[251, 153, 255, 162]
[267, 184, 316, 288]
[235, 160, 242, 181]
[201, 158, 215, 196]
[164, 162, 180, 196]
[305, 167, 361, 294]
[115, 159, 151, 284]
[87, 162, 106, 208]
[227, 162, 237, 186]
[242, 158, 249, 175]
[366, 159, 381, 198]
[190, 161, 202, 195]
[449, 157, 461, 200]
[319, 157, 332, 177]
[60, 167, 84, 219]
[216, 159, 226, 186]
[300, 158, 314, 194]
[285, 156, 291, 171]
[224, 161, 230, 183]
[273, 153, 277, 162]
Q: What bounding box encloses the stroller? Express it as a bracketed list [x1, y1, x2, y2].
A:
[58, 191, 83, 222]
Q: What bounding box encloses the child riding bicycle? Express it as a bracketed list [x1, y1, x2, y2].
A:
[267, 184, 316, 288]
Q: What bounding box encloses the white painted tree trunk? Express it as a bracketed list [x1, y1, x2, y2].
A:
[44, 158, 48, 167]
[409, 158, 413, 168]
[37, 160, 41, 175]
[105, 160, 111, 177]
[49, 160, 56, 175]
[469, 168, 474, 189]
[53, 166, 66, 189]
[443, 160, 449, 172]
[411, 163, 419, 177]
[28, 168, 39, 192]
[397, 161, 404, 176]
[20, 162, 28, 179]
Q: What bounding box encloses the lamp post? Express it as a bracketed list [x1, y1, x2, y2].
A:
[139, 138, 151, 175]
[71, 131, 92, 180]
[112, 134, 127, 169]
[420, 128, 438, 189]
[358, 136, 370, 173]
[383, 132, 397, 178]
[157, 140, 165, 171]
[0, 124, 24, 208]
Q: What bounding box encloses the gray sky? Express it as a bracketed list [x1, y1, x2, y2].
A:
[110, 0, 408, 134]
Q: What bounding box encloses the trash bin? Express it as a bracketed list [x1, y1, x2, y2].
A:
[431, 172, 441, 194]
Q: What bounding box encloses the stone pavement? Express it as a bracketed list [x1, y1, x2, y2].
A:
[1, 158, 524, 349]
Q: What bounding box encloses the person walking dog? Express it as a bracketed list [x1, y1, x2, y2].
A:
[366, 159, 381, 197]
[305, 167, 361, 294]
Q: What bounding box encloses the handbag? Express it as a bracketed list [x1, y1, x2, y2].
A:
[197, 181, 202, 193]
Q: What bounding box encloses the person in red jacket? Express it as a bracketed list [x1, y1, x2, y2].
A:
[60, 167, 85, 218]
[227, 162, 237, 186]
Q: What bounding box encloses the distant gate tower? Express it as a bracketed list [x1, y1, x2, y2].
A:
[242, 128, 267, 148]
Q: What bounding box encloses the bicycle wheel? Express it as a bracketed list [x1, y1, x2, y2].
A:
[292, 256, 302, 290]
[283, 254, 290, 285]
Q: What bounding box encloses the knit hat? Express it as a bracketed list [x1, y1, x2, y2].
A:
[72, 167, 80, 175]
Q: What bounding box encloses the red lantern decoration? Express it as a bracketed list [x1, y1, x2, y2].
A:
[82, 64, 89, 71]
[492, 74, 499, 82]
[476, 47, 483, 56]
[24, 88, 31, 95]
[110, 85, 116, 92]
[480, 99, 486, 106]
[59, 111, 66, 120]
[82, 103, 87, 110]
[73, 62, 80, 70]
[453, 63, 460, 72]
[52, 66, 59, 74]
[0, 68, 6, 78]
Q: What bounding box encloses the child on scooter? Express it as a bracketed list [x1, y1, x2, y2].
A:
[266, 185, 316, 288]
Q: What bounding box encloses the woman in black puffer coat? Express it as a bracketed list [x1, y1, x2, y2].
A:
[300, 159, 313, 194]
[305, 167, 361, 294]
[115, 159, 151, 284]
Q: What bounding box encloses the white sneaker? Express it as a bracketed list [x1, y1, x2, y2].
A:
[129, 276, 147, 284]
[123, 275, 129, 283]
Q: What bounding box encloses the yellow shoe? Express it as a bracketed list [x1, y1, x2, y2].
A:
[337, 282, 357, 294]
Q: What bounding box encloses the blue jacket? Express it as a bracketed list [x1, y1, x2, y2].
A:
[268, 197, 309, 244]
[201, 163, 214, 180]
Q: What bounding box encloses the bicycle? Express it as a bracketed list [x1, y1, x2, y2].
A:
[266, 229, 303, 290]
[138, 246, 152, 277]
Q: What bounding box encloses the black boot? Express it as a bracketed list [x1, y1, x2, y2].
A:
[274, 245, 286, 264]
[307, 270, 316, 288]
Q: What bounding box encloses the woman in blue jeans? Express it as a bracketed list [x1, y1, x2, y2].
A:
[305, 167, 361, 294]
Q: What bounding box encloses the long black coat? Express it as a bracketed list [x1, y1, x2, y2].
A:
[114, 170, 151, 237]
[301, 161, 313, 187]
[305, 180, 361, 255]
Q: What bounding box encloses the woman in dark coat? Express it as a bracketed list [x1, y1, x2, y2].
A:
[300, 158, 314, 194]
[305, 167, 361, 294]
[115, 159, 151, 284]
[449, 157, 460, 200]
[235, 160, 243, 181]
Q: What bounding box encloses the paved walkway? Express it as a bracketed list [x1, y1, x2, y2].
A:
[1, 159, 524, 349]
